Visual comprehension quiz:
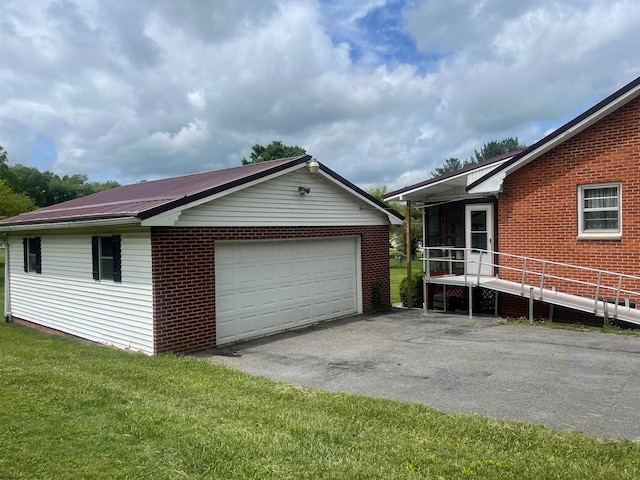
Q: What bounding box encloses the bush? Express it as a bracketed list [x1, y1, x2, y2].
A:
[371, 279, 386, 312]
[399, 273, 424, 307]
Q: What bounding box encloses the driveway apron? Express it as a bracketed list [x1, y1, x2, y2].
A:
[197, 309, 640, 439]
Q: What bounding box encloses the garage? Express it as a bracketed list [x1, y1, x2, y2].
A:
[2, 155, 403, 354]
[215, 237, 359, 344]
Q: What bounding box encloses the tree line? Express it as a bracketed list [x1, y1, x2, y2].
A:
[0, 146, 120, 220]
[430, 137, 524, 177]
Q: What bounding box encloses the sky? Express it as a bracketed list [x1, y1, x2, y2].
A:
[1, 0, 640, 191]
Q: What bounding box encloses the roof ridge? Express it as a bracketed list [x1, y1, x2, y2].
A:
[127, 155, 309, 186]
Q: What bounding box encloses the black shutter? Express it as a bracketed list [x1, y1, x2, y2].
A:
[112, 235, 122, 283]
[34, 237, 42, 274]
[91, 236, 100, 280]
[23, 238, 28, 272]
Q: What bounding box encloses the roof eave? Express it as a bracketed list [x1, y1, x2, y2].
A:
[317, 166, 405, 224]
[0, 216, 140, 232]
[385, 158, 511, 202]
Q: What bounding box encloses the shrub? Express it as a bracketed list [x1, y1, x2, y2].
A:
[371, 279, 386, 312]
[399, 273, 424, 307]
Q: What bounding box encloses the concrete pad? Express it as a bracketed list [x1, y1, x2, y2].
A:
[196, 309, 640, 439]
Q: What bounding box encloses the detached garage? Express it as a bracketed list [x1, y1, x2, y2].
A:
[1, 156, 403, 354]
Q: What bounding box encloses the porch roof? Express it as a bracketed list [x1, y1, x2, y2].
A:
[383, 150, 523, 203]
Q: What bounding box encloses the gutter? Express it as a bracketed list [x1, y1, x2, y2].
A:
[0, 216, 140, 232]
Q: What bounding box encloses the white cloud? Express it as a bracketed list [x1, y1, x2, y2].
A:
[187, 90, 207, 111]
[0, 0, 639, 190]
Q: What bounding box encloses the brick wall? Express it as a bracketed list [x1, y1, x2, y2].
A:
[151, 225, 391, 354]
[497, 96, 640, 320]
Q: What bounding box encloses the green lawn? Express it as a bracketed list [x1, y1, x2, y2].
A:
[1, 324, 640, 479]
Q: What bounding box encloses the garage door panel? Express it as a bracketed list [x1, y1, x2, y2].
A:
[280, 307, 296, 327]
[298, 305, 311, 321]
[260, 287, 278, 306]
[297, 282, 311, 301]
[262, 312, 277, 331]
[344, 297, 356, 311]
[216, 238, 359, 344]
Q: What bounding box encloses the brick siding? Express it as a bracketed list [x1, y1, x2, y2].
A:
[497, 96, 640, 321]
[151, 225, 391, 354]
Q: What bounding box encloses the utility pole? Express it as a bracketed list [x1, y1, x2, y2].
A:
[406, 201, 412, 309]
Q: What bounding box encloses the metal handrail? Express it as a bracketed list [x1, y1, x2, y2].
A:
[419, 247, 640, 318]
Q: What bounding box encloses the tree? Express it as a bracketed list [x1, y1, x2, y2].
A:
[0, 146, 7, 175]
[370, 185, 422, 259]
[431, 157, 463, 177]
[0, 146, 120, 208]
[0, 179, 36, 219]
[366, 185, 403, 216]
[241, 140, 307, 165]
[471, 137, 524, 164]
[430, 137, 526, 178]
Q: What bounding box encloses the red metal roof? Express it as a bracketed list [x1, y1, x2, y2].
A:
[0, 156, 311, 226]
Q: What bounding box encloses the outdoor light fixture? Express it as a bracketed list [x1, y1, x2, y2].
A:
[298, 186, 311, 195]
[307, 158, 320, 174]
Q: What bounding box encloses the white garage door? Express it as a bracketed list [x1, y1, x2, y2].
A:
[215, 237, 359, 345]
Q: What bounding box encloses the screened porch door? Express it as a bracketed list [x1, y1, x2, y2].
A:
[465, 204, 494, 276]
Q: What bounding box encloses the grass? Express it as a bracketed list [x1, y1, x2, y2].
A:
[2, 324, 640, 479]
[389, 257, 423, 304]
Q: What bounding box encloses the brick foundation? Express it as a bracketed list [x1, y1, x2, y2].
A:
[151, 225, 391, 354]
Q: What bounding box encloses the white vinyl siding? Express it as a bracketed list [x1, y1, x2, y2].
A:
[7, 230, 154, 353]
[173, 170, 385, 227]
[578, 182, 622, 238]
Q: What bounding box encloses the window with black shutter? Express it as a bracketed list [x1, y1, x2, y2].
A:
[23, 237, 42, 274]
[92, 235, 122, 282]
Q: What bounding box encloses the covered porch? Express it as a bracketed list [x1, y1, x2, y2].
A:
[384, 153, 515, 315]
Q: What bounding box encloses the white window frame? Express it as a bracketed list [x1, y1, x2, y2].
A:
[577, 182, 622, 239]
[99, 236, 115, 280]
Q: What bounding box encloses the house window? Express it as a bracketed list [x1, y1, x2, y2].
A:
[578, 183, 621, 237]
[92, 235, 122, 282]
[23, 237, 42, 274]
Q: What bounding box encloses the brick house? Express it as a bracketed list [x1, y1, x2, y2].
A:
[1, 156, 403, 354]
[385, 76, 640, 325]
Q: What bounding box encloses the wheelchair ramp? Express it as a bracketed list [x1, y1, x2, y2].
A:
[422, 248, 640, 326]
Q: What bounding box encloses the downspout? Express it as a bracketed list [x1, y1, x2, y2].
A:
[3, 235, 9, 322]
[406, 201, 412, 309]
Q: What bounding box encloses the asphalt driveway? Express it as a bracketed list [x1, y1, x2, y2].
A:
[197, 309, 640, 439]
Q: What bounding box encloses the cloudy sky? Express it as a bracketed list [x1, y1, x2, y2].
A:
[2, 0, 640, 190]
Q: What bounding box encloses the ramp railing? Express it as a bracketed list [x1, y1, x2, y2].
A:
[421, 247, 640, 318]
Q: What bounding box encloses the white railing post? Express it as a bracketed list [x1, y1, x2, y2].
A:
[521, 258, 528, 295]
[463, 248, 468, 285]
[529, 287, 534, 321]
[594, 271, 602, 314]
[614, 275, 622, 318]
[425, 248, 430, 281]
[477, 250, 484, 284]
[540, 261, 547, 301]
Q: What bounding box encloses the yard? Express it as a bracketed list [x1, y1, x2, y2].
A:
[390, 255, 423, 304]
[2, 249, 640, 478]
[2, 323, 640, 478]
